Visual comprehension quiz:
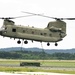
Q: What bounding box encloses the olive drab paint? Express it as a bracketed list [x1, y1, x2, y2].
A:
[0, 19, 66, 46]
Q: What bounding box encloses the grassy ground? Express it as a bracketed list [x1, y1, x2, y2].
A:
[0, 59, 75, 74]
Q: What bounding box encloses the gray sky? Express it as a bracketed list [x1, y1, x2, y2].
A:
[0, 0, 75, 49]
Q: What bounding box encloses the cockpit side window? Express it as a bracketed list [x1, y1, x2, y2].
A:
[12, 28, 16, 32]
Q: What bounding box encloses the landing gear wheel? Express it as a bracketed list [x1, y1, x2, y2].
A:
[24, 40, 28, 44]
[55, 42, 58, 46]
[47, 42, 50, 46]
[17, 40, 21, 44]
[32, 40, 33, 43]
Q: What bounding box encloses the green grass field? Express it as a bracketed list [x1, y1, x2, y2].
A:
[0, 59, 75, 74]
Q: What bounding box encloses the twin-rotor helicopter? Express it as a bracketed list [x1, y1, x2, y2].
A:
[0, 12, 75, 46]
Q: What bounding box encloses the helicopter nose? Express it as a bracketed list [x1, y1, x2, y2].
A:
[0, 30, 2, 35]
[0, 29, 3, 35]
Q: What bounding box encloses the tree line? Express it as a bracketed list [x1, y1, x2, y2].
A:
[0, 50, 75, 60]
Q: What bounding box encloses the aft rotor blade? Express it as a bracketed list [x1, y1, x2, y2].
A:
[60, 18, 75, 20]
[22, 11, 75, 21]
[22, 11, 57, 19]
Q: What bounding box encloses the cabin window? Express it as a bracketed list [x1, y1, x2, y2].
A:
[23, 30, 25, 33]
[40, 33, 43, 35]
[49, 34, 52, 37]
[44, 33, 47, 36]
[32, 31, 34, 34]
[12, 28, 16, 32]
[5, 27, 7, 30]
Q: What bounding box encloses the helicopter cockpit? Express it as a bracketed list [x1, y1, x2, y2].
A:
[0, 19, 15, 35]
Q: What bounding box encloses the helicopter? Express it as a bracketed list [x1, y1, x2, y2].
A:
[0, 12, 75, 46]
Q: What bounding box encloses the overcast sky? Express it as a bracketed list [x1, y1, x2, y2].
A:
[0, 0, 75, 49]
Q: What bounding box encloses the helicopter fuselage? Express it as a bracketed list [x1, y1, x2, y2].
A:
[0, 24, 65, 42]
[0, 19, 66, 46]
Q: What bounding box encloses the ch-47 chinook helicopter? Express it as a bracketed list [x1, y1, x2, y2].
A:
[0, 12, 75, 46]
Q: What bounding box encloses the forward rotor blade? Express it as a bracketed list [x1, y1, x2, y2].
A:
[13, 14, 36, 19]
[0, 17, 14, 19]
[0, 15, 35, 20]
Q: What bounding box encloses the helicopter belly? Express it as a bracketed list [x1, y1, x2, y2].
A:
[0, 26, 63, 43]
[2, 31, 62, 42]
[15, 33, 62, 42]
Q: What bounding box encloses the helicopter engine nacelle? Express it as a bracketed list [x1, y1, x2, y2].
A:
[49, 26, 62, 32]
[47, 20, 66, 38]
[47, 21, 66, 33]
